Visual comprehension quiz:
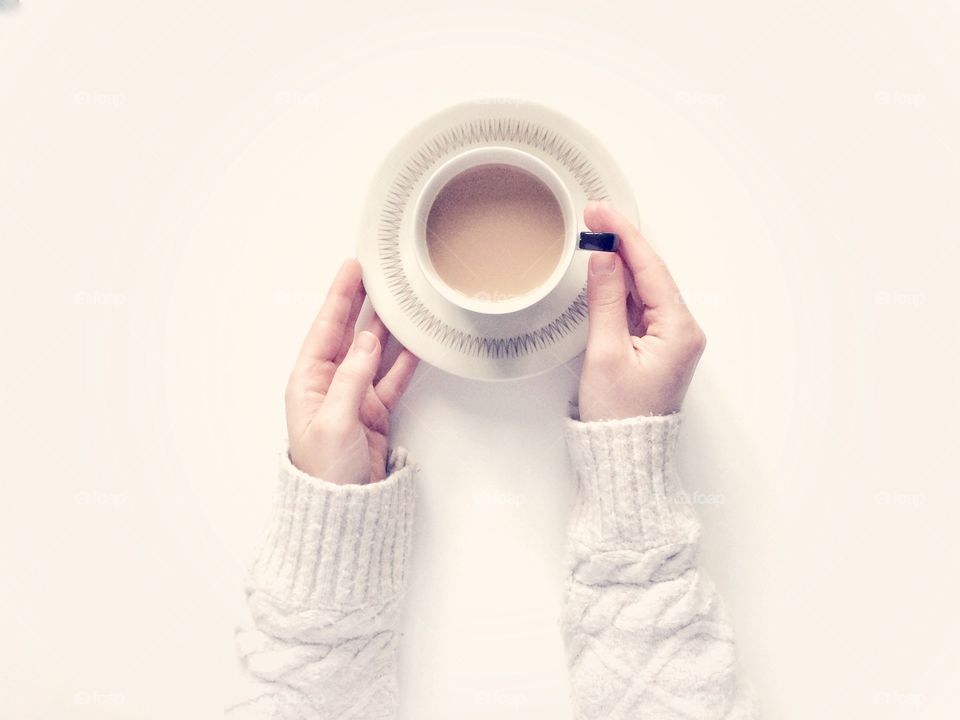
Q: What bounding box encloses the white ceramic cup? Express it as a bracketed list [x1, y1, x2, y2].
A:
[412, 145, 585, 316]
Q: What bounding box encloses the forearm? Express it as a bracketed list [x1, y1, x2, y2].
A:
[226, 444, 416, 719]
[561, 413, 758, 719]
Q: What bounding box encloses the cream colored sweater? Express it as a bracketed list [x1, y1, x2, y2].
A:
[226, 413, 758, 718]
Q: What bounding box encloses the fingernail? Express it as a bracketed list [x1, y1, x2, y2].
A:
[355, 331, 378, 354]
[590, 251, 616, 275]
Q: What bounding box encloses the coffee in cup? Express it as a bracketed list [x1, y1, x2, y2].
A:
[425, 163, 565, 301]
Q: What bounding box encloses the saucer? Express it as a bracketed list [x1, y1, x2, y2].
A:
[356, 99, 638, 381]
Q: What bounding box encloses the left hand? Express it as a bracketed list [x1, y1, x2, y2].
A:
[284, 258, 419, 484]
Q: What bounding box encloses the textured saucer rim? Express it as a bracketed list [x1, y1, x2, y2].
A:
[356, 99, 639, 381]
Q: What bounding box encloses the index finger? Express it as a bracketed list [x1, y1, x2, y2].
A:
[294, 258, 364, 370]
[583, 201, 681, 313]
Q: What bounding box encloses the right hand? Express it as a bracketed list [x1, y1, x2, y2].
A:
[284, 258, 419, 485]
[577, 201, 707, 422]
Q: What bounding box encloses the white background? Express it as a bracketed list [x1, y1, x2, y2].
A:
[2, 1, 959, 718]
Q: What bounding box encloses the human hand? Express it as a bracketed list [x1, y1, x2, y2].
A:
[577, 201, 706, 421]
[285, 258, 419, 484]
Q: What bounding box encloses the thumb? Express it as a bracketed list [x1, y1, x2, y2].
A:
[586, 251, 631, 354]
[323, 330, 381, 416]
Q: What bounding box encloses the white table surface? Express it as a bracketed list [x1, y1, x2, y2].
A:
[2, 1, 959, 718]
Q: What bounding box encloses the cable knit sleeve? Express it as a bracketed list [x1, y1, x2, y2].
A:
[225, 443, 416, 719]
[560, 412, 759, 719]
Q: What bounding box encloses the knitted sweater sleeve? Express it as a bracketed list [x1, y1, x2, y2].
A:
[561, 412, 759, 719]
[225, 443, 416, 719]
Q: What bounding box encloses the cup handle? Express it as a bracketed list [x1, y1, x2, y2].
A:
[578, 232, 619, 252]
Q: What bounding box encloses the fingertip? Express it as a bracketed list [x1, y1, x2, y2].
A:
[583, 200, 605, 231]
[400, 346, 421, 367]
[585, 250, 629, 341]
[365, 311, 389, 345]
[339, 257, 364, 287]
[588, 249, 618, 276]
[390, 347, 420, 378]
[583, 199, 616, 231]
[374, 345, 421, 410]
[354, 329, 380, 355]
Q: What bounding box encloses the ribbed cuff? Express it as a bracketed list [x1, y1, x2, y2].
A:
[563, 412, 698, 549]
[249, 443, 416, 609]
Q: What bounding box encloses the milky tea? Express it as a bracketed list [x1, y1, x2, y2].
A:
[424, 163, 565, 301]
